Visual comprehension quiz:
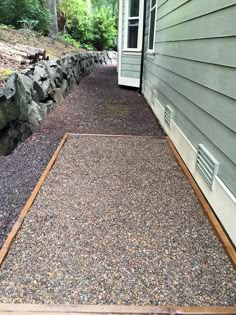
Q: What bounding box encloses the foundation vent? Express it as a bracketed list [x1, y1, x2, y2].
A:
[196, 144, 219, 189]
[152, 90, 158, 104]
[164, 105, 173, 127]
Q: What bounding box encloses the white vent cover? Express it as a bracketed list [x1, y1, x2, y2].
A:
[152, 90, 158, 104]
[196, 144, 219, 189]
[164, 105, 173, 127]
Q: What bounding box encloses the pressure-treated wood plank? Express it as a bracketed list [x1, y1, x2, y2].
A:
[174, 306, 236, 314]
[0, 304, 235, 314]
[0, 304, 169, 313]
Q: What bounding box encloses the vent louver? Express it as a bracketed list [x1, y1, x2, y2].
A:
[152, 90, 158, 104]
[196, 144, 219, 189]
[164, 105, 173, 127]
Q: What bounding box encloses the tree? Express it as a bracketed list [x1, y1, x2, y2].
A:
[45, 0, 58, 34]
[91, 7, 116, 50]
[91, 0, 118, 17]
[0, 0, 51, 34]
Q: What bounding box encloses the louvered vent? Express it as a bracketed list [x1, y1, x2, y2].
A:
[196, 144, 219, 189]
[164, 105, 173, 127]
[152, 90, 158, 104]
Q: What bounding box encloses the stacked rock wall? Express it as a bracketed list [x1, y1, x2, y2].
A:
[0, 51, 112, 155]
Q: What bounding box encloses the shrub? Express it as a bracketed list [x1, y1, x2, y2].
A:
[60, 0, 117, 50]
[60, 0, 93, 47]
[91, 8, 117, 50]
[0, 0, 51, 34]
[56, 33, 80, 49]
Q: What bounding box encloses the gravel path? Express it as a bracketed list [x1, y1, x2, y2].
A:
[0, 65, 164, 248]
[0, 135, 235, 306]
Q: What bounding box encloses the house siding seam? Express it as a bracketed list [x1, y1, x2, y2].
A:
[143, 0, 236, 198]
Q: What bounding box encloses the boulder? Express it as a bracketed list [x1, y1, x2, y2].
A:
[28, 100, 44, 126]
[0, 51, 110, 155]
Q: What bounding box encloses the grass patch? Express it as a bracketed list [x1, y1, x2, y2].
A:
[0, 68, 14, 80]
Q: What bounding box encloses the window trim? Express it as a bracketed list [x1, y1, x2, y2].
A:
[124, 0, 144, 51]
[147, 0, 158, 53]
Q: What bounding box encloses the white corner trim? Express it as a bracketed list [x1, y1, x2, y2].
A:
[118, 0, 123, 84]
[143, 87, 236, 246]
[147, 0, 158, 51]
[118, 76, 140, 87]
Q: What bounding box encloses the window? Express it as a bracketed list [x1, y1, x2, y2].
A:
[127, 0, 140, 49]
[148, 0, 157, 51]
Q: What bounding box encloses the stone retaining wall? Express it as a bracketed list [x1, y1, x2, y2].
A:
[0, 51, 114, 155]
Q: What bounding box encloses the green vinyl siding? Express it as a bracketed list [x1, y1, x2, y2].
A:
[143, 0, 236, 196]
[156, 38, 236, 68]
[157, 5, 236, 42]
[121, 55, 141, 78]
[157, 0, 236, 31]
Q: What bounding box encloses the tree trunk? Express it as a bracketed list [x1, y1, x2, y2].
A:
[45, 0, 58, 34]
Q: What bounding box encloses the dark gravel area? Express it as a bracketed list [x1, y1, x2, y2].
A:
[0, 135, 235, 305]
[0, 65, 164, 248]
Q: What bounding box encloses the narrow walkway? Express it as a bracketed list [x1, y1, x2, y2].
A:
[0, 134, 235, 305]
[0, 65, 163, 248]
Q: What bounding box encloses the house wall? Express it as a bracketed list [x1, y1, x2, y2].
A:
[143, 0, 236, 245]
[118, 0, 142, 87]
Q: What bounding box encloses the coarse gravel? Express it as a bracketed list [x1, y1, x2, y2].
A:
[0, 135, 235, 306]
[0, 65, 164, 248]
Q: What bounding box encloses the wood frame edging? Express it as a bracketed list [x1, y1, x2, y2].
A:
[0, 304, 235, 314]
[0, 134, 235, 314]
[69, 133, 168, 139]
[0, 133, 69, 266]
[166, 138, 236, 269]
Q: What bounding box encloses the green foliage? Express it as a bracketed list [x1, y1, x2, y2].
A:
[60, 0, 117, 50]
[55, 33, 80, 49]
[91, 0, 118, 17]
[0, 68, 14, 80]
[60, 0, 93, 45]
[0, 0, 51, 34]
[91, 8, 117, 50]
[0, 24, 15, 30]
[0, 0, 118, 50]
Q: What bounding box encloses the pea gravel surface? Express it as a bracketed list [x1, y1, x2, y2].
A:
[0, 65, 164, 248]
[0, 135, 235, 306]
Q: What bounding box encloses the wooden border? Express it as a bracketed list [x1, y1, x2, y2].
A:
[0, 134, 235, 313]
[69, 133, 168, 139]
[166, 138, 236, 268]
[0, 133, 69, 266]
[0, 304, 235, 314]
